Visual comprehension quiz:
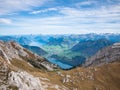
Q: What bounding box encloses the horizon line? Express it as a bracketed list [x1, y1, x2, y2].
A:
[0, 33, 120, 36]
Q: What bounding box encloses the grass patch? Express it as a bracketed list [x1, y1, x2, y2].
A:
[10, 59, 42, 73]
[42, 45, 81, 59]
[8, 85, 18, 90]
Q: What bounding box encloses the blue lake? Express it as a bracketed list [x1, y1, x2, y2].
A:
[47, 58, 73, 69]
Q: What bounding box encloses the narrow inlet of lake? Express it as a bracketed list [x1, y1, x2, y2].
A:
[47, 58, 73, 69]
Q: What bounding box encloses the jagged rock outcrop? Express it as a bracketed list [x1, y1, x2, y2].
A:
[0, 59, 68, 90]
[0, 58, 44, 90]
[0, 57, 9, 90]
[8, 71, 44, 90]
[0, 41, 58, 71]
[83, 42, 120, 67]
[0, 41, 48, 90]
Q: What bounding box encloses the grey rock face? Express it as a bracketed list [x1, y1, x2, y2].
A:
[0, 59, 9, 90]
[83, 42, 120, 67]
[0, 60, 45, 90]
[8, 71, 44, 90]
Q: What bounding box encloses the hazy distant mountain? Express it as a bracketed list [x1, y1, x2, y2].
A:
[0, 33, 120, 69]
[0, 33, 120, 46]
[71, 38, 113, 57]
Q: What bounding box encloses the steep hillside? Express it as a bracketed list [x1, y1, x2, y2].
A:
[0, 56, 68, 90]
[60, 62, 120, 90]
[71, 38, 113, 57]
[57, 42, 120, 90]
[83, 42, 120, 67]
[0, 41, 57, 71]
[23, 45, 47, 56]
[0, 41, 68, 90]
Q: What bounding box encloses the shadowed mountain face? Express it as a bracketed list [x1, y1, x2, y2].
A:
[22, 45, 47, 56]
[83, 42, 120, 67]
[71, 38, 113, 57]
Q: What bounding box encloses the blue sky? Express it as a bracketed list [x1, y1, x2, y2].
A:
[0, 0, 120, 35]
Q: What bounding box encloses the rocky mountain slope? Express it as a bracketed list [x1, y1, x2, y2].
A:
[0, 40, 120, 90]
[0, 41, 68, 90]
[53, 42, 120, 90]
[0, 56, 68, 90]
[0, 41, 57, 71]
[83, 42, 120, 67]
[60, 62, 120, 90]
[0, 58, 44, 90]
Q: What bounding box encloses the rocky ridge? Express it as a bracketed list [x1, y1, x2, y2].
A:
[0, 41, 57, 71]
[83, 42, 120, 67]
[0, 41, 68, 90]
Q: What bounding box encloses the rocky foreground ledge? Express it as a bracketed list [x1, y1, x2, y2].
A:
[0, 60, 44, 90]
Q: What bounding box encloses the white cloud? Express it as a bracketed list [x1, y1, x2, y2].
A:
[0, 18, 12, 24]
[59, 4, 120, 17]
[30, 8, 58, 14]
[59, 7, 81, 16]
[0, 0, 51, 15]
[76, 0, 97, 7]
[3, 13, 119, 35]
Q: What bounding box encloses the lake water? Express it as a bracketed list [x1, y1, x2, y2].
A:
[47, 58, 73, 69]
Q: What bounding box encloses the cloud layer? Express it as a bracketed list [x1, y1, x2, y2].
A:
[0, 0, 120, 35]
[0, 0, 50, 15]
[0, 18, 12, 24]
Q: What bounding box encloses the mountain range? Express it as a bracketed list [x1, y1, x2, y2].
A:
[0, 33, 120, 69]
[0, 39, 120, 90]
